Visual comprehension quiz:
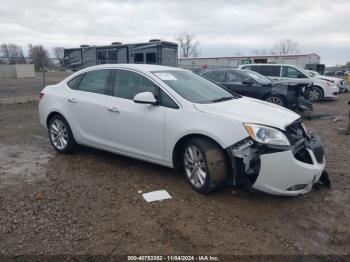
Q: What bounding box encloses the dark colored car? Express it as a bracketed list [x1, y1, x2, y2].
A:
[200, 69, 313, 111]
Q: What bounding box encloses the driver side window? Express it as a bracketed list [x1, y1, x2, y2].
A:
[226, 71, 249, 84]
[282, 66, 306, 78]
[114, 70, 158, 100]
[202, 71, 225, 82]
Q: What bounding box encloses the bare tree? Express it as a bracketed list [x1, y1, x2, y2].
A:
[52, 46, 65, 67]
[252, 47, 270, 55]
[252, 39, 300, 56]
[28, 44, 49, 71]
[0, 43, 25, 64]
[176, 32, 200, 58]
[271, 38, 300, 55]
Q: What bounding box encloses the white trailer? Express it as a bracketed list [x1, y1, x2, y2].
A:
[178, 53, 320, 72]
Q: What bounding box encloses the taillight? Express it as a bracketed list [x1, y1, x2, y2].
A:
[39, 92, 44, 100]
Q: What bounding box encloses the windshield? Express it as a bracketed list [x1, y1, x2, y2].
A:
[242, 70, 272, 84]
[152, 70, 239, 103]
[306, 70, 319, 77]
[293, 65, 312, 77]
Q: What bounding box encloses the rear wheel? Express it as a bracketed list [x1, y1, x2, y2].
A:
[48, 115, 76, 154]
[305, 86, 323, 102]
[183, 138, 227, 195]
[265, 95, 286, 107]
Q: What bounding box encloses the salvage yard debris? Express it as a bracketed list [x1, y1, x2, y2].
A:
[142, 190, 172, 203]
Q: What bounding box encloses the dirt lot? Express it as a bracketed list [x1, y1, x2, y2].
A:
[1, 75, 350, 256]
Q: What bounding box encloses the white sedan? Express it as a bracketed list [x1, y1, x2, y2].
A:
[39, 64, 329, 196]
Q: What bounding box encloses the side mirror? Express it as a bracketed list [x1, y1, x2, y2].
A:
[242, 80, 252, 85]
[133, 92, 158, 105]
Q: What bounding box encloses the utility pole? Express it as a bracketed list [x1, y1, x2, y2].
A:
[347, 100, 350, 135]
[42, 57, 46, 87]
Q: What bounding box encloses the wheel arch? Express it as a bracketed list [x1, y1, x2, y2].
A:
[46, 111, 66, 128]
[172, 133, 228, 170]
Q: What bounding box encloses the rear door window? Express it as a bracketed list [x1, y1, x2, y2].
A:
[258, 66, 281, 77]
[77, 70, 110, 94]
[67, 74, 84, 89]
[226, 71, 248, 84]
[202, 71, 225, 82]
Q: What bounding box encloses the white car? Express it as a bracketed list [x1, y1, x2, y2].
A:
[306, 69, 348, 93]
[239, 64, 339, 101]
[39, 64, 329, 196]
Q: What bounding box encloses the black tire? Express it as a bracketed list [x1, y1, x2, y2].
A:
[182, 138, 228, 195]
[264, 95, 286, 107]
[48, 114, 76, 154]
[305, 86, 323, 102]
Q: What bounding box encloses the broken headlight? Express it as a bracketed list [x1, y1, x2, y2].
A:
[243, 123, 291, 146]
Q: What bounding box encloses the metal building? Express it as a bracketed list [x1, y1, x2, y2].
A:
[178, 53, 321, 72]
[64, 40, 178, 70]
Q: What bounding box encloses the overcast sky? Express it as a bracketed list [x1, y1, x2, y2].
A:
[1, 0, 349, 66]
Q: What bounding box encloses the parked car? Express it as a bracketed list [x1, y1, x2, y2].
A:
[306, 69, 348, 93]
[334, 70, 345, 76]
[200, 69, 312, 111]
[239, 64, 339, 102]
[39, 64, 328, 196]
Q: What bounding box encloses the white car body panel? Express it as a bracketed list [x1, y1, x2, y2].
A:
[253, 150, 325, 196]
[103, 95, 166, 162]
[39, 64, 326, 196]
[194, 97, 299, 130]
[312, 78, 339, 98]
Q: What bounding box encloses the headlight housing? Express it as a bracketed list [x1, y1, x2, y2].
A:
[244, 123, 291, 146]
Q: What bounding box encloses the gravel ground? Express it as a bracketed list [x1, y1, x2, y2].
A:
[0, 77, 350, 256]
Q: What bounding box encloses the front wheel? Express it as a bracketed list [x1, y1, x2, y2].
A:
[265, 95, 286, 107]
[183, 138, 227, 195]
[305, 86, 323, 102]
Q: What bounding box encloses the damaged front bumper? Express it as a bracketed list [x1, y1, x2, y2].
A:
[252, 147, 325, 195]
[226, 122, 326, 196]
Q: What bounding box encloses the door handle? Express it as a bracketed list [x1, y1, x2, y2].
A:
[68, 98, 77, 103]
[107, 106, 120, 113]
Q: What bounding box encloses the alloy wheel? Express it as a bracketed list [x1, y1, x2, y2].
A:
[50, 119, 68, 150]
[308, 88, 321, 101]
[266, 96, 283, 106]
[184, 145, 207, 188]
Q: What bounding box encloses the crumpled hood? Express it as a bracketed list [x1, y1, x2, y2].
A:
[194, 97, 300, 130]
[316, 75, 341, 82]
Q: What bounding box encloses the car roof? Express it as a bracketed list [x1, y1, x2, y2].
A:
[200, 68, 245, 74]
[240, 64, 297, 67]
[79, 64, 186, 73]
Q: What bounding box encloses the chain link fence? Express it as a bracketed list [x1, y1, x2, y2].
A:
[0, 56, 74, 104]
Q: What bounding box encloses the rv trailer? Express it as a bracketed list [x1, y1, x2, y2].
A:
[64, 40, 178, 70]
